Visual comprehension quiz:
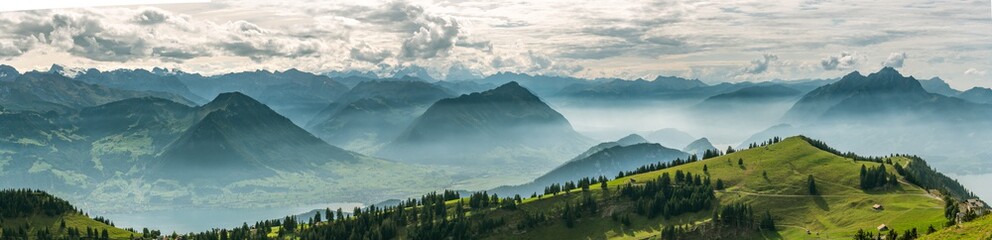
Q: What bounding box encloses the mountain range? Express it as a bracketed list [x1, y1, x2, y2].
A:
[747, 67, 992, 174]
[783, 67, 992, 123]
[0, 70, 194, 113]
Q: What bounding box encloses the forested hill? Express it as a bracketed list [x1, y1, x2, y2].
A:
[0, 189, 139, 239]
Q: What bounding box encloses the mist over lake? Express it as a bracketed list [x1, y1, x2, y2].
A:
[99, 203, 363, 234]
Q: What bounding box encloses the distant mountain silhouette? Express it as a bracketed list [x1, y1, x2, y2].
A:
[175, 69, 349, 124]
[392, 66, 437, 82]
[556, 76, 707, 100]
[492, 141, 688, 196]
[75, 68, 208, 104]
[479, 72, 600, 97]
[782, 67, 989, 123]
[682, 137, 718, 156]
[700, 84, 800, 103]
[643, 128, 696, 149]
[0, 72, 194, 113]
[569, 134, 649, 162]
[958, 87, 992, 104]
[306, 81, 454, 153]
[918, 77, 961, 96]
[153, 92, 360, 181]
[382, 82, 591, 166]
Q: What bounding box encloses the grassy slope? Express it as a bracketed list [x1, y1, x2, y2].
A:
[0, 213, 135, 239]
[921, 214, 992, 240]
[617, 136, 944, 239]
[245, 136, 951, 240]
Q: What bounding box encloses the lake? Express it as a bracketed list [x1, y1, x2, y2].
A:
[98, 202, 364, 234]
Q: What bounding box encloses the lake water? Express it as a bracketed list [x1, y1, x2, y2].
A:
[98, 202, 363, 234]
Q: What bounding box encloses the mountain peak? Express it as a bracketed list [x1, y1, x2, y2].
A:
[496, 81, 522, 89]
[48, 64, 64, 74]
[485, 81, 538, 98]
[0, 65, 18, 82]
[842, 70, 864, 79]
[211, 92, 258, 104]
[877, 66, 900, 75]
[683, 137, 717, 156]
[201, 92, 269, 113]
[616, 134, 649, 146]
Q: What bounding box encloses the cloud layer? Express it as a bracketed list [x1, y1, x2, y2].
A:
[0, 0, 989, 88]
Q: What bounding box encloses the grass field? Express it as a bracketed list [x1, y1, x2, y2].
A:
[609, 136, 946, 239]
[921, 214, 992, 240]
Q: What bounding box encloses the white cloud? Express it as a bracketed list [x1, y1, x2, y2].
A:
[883, 52, 907, 68]
[350, 42, 391, 64]
[965, 68, 987, 77]
[741, 54, 778, 74]
[0, 0, 988, 86]
[820, 52, 864, 71]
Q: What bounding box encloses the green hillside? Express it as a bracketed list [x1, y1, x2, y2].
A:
[208, 135, 964, 240]
[618, 136, 946, 239]
[0, 189, 136, 239]
[921, 214, 992, 240]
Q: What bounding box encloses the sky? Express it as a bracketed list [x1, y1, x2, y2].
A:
[0, 0, 990, 89]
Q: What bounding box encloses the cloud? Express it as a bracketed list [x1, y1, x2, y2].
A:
[133, 8, 169, 25]
[839, 31, 910, 46]
[742, 54, 778, 74]
[217, 21, 324, 61]
[0, 39, 31, 57]
[0, 10, 202, 62]
[965, 68, 987, 76]
[820, 52, 864, 71]
[491, 50, 583, 75]
[350, 2, 465, 59]
[883, 52, 907, 68]
[401, 19, 460, 59]
[445, 62, 484, 81]
[455, 36, 492, 52]
[350, 42, 391, 64]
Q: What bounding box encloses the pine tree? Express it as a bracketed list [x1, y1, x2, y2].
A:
[759, 211, 775, 230]
[807, 175, 818, 195]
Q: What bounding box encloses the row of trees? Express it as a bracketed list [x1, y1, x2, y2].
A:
[896, 154, 976, 200]
[860, 164, 899, 190]
[617, 155, 701, 178]
[799, 136, 885, 163]
[0, 189, 77, 218]
[1, 225, 111, 240]
[853, 227, 922, 240]
[542, 176, 609, 196]
[745, 136, 783, 149]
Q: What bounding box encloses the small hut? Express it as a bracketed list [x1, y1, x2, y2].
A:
[872, 204, 884, 210]
[877, 224, 888, 231]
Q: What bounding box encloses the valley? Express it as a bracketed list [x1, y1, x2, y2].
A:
[1, 65, 990, 237]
